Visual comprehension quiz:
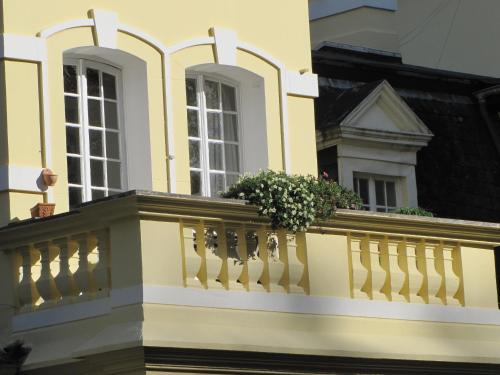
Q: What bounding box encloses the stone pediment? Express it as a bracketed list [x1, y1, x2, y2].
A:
[338, 80, 433, 148]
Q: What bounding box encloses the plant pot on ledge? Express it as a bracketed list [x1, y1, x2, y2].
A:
[30, 203, 56, 218]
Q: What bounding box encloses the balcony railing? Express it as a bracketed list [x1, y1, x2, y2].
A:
[1, 191, 500, 368]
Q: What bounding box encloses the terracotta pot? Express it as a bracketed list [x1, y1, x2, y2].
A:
[30, 203, 56, 218]
[42, 168, 58, 186]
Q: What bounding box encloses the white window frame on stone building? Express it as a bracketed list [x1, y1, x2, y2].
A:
[186, 73, 243, 197]
[353, 173, 400, 212]
[64, 58, 127, 208]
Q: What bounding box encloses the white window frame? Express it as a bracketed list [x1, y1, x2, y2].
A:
[353, 173, 401, 212]
[64, 58, 127, 206]
[186, 73, 243, 197]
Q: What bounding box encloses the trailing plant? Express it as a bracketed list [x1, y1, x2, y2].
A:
[395, 207, 434, 217]
[221, 170, 363, 232]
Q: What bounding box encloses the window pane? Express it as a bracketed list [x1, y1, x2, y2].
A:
[209, 143, 223, 170]
[88, 99, 102, 126]
[375, 180, 385, 206]
[189, 140, 200, 168]
[386, 181, 396, 207]
[185, 78, 197, 107]
[210, 173, 224, 197]
[187, 109, 199, 137]
[90, 159, 105, 187]
[102, 73, 117, 99]
[104, 101, 118, 129]
[223, 114, 238, 141]
[66, 127, 80, 154]
[190, 171, 202, 195]
[207, 112, 222, 140]
[91, 189, 105, 200]
[64, 96, 79, 124]
[68, 187, 82, 208]
[107, 161, 121, 189]
[204, 80, 220, 109]
[67, 157, 81, 184]
[106, 131, 120, 159]
[63, 65, 78, 94]
[87, 68, 100, 96]
[358, 178, 369, 205]
[221, 84, 236, 111]
[224, 144, 239, 172]
[226, 174, 239, 188]
[89, 129, 103, 157]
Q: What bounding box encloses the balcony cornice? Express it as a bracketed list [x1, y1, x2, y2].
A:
[0, 190, 499, 250]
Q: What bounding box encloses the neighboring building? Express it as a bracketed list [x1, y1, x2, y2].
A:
[310, 0, 500, 77]
[0, 1, 500, 374]
[314, 45, 500, 222]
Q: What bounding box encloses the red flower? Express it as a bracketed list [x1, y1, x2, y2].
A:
[321, 171, 329, 178]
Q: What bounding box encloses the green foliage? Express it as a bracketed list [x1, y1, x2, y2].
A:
[222, 170, 362, 232]
[395, 207, 434, 217]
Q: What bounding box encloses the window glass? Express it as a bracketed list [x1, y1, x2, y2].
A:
[210, 173, 225, 197]
[207, 113, 222, 140]
[223, 114, 238, 141]
[187, 110, 199, 137]
[354, 174, 400, 212]
[189, 140, 200, 168]
[204, 80, 220, 109]
[64, 65, 78, 94]
[88, 99, 102, 126]
[386, 182, 396, 207]
[102, 73, 117, 99]
[209, 143, 224, 170]
[64, 97, 79, 124]
[221, 84, 236, 111]
[186, 78, 198, 107]
[89, 130, 103, 157]
[86, 68, 100, 96]
[104, 101, 118, 129]
[66, 127, 80, 154]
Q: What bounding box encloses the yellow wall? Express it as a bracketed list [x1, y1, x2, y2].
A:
[0, 0, 318, 224]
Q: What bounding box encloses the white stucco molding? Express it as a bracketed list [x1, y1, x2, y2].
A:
[0, 165, 46, 193]
[210, 27, 237, 66]
[91, 10, 118, 49]
[286, 70, 319, 98]
[12, 285, 500, 332]
[0, 34, 46, 62]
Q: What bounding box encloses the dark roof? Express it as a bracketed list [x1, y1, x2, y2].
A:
[313, 45, 500, 223]
[316, 80, 382, 129]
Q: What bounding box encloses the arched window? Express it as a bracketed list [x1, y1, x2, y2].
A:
[186, 74, 241, 196]
[185, 64, 269, 198]
[63, 59, 126, 207]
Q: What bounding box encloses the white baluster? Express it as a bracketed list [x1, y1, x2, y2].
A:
[247, 228, 265, 292]
[227, 227, 245, 291]
[368, 238, 388, 300]
[53, 237, 78, 304]
[387, 240, 406, 302]
[17, 246, 39, 312]
[268, 231, 285, 293]
[181, 222, 204, 288]
[406, 242, 425, 303]
[91, 230, 110, 297]
[443, 245, 461, 306]
[350, 237, 369, 299]
[425, 244, 444, 304]
[34, 241, 60, 307]
[72, 233, 96, 299]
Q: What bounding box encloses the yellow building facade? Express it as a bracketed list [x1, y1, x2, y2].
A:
[1, 1, 500, 374]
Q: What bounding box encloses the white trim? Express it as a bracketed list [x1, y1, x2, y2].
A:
[285, 70, 319, 98]
[117, 23, 167, 54]
[12, 298, 111, 332]
[91, 10, 118, 49]
[12, 285, 500, 332]
[211, 28, 237, 66]
[38, 19, 95, 39]
[0, 34, 46, 62]
[309, 0, 397, 20]
[167, 37, 215, 55]
[0, 165, 46, 192]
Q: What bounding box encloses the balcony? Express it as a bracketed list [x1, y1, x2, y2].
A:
[1, 191, 500, 372]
